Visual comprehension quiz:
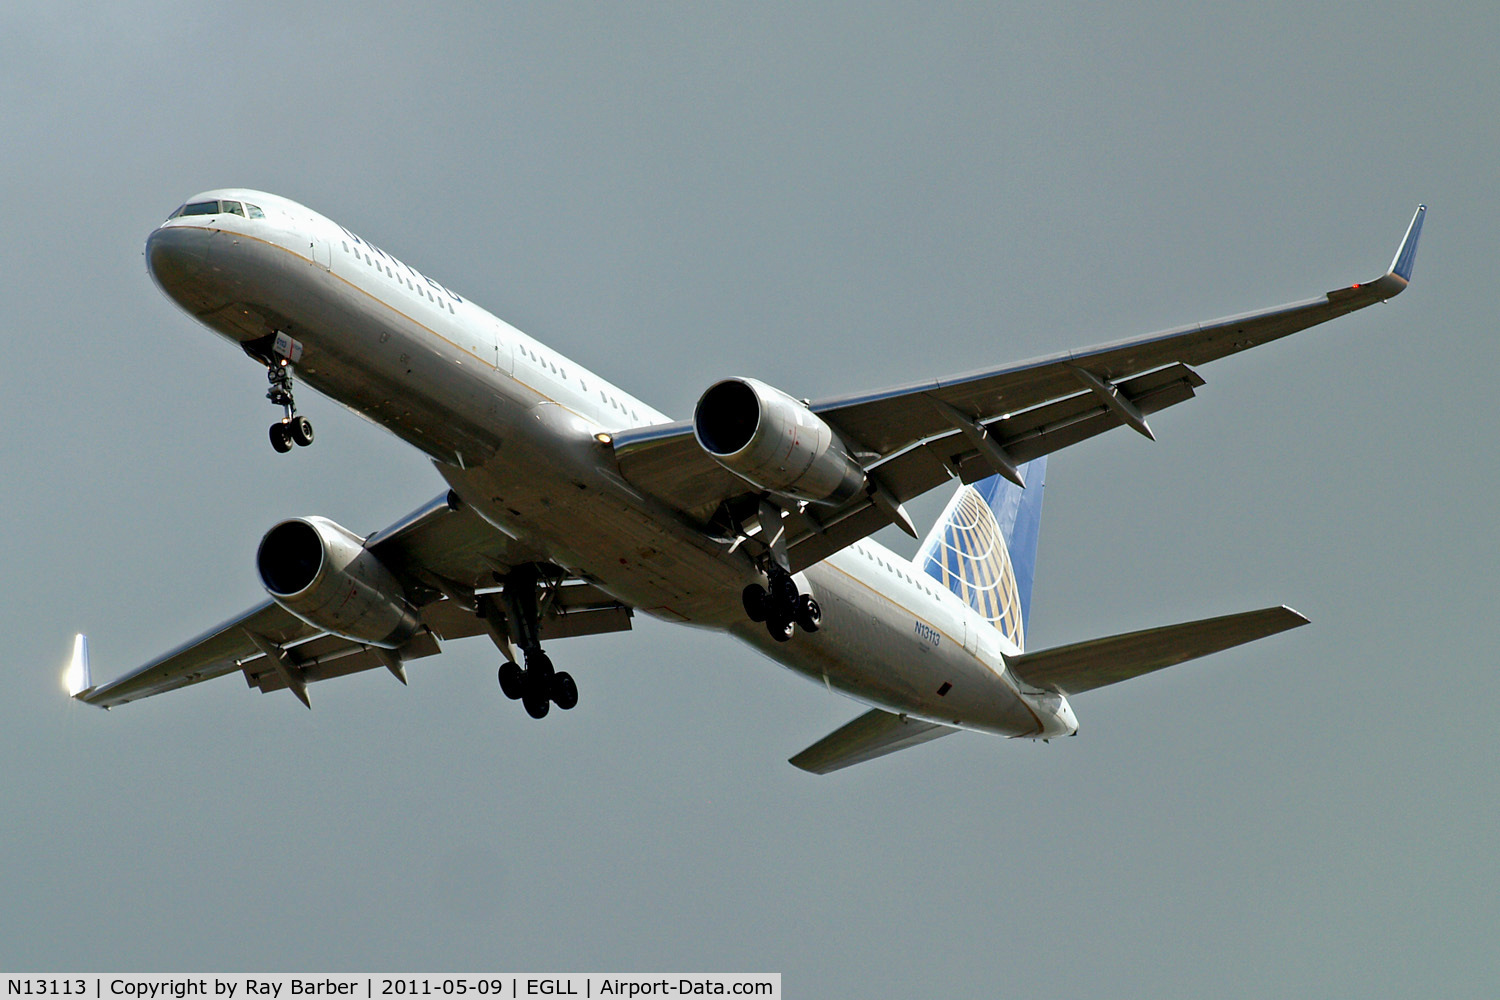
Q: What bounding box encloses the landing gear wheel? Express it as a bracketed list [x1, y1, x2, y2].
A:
[269, 422, 293, 453]
[768, 569, 799, 611]
[795, 594, 822, 633]
[498, 661, 524, 700]
[767, 616, 795, 643]
[290, 415, 314, 447]
[742, 584, 768, 623]
[550, 671, 578, 710]
[522, 688, 551, 719]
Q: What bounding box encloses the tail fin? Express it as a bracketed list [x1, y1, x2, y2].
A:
[915, 458, 1046, 650]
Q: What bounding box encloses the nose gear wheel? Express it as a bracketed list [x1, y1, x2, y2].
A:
[265, 358, 313, 452]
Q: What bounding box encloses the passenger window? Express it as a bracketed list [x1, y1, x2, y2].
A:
[221, 201, 245, 216]
[245, 204, 265, 219]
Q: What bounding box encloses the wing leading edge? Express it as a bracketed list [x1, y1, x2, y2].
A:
[614, 206, 1426, 569]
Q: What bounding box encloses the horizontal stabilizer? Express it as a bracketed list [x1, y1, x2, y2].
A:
[790, 708, 956, 774]
[1006, 605, 1308, 695]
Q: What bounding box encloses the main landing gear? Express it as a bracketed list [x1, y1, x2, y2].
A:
[266, 359, 314, 453]
[479, 566, 578, 720]
[497, 652, 577, 719]
[742, 565, 821, 643]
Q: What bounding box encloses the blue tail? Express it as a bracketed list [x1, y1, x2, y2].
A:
[914, 457, 1046, 650]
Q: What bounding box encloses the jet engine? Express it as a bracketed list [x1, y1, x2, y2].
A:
[256, 516, 422, 648]
[693, 377, 866, 505]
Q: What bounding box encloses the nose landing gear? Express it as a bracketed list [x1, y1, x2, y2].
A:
[266, 360, 314, 453]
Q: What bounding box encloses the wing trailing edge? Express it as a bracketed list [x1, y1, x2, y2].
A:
[1006, 605, 1309, 696]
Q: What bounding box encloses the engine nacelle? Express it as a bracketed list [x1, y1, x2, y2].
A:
[693, 377, 866, 505]
[256, 516, 422, 648]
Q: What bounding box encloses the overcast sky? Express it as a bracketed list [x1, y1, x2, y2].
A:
[3, 3, 1495, 996]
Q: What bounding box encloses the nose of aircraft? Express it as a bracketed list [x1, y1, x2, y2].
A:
[145, 223, 209, 288]
[145, 221, 226, 315]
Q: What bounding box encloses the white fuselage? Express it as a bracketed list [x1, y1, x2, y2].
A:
[145, 189, 1076, 739]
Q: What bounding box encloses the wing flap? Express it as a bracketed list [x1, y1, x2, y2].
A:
[789, 708, 958, 774]
[419, 584, 634, 643]
[779, 363, 1203, 572]
[1006, 605, 1309, 695]
[246, 630, 442, 693]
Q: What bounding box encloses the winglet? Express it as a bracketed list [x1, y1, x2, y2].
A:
[66, 633, 95, 700]
[1388, 204, 1426, 283]
[1332, 204, 1425, 303]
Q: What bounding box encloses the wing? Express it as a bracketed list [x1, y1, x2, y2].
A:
[74, 493, 633, 709]
[614, 206, 1426, 570]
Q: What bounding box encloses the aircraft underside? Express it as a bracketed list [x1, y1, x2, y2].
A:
[71, 189, 1422, 772]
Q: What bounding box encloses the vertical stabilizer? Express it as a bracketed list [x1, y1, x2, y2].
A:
[915, 458, 1046, 649]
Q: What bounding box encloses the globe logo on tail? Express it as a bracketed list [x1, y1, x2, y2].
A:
[919, 485, 1027, 649]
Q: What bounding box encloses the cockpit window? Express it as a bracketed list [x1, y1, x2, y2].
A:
[168, 199, 263, 220]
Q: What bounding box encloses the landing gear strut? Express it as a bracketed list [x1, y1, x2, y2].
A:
[478, 566, 577, 719]
[266, 359, 313, 453]
[743, 565, 820, 643]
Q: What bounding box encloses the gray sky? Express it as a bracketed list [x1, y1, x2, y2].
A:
[3, 3, 1495, 995]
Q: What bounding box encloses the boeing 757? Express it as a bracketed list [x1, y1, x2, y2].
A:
[65, 192, 1425, 772]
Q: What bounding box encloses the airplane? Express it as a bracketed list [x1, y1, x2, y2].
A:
[65, 190, 1425, 773]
